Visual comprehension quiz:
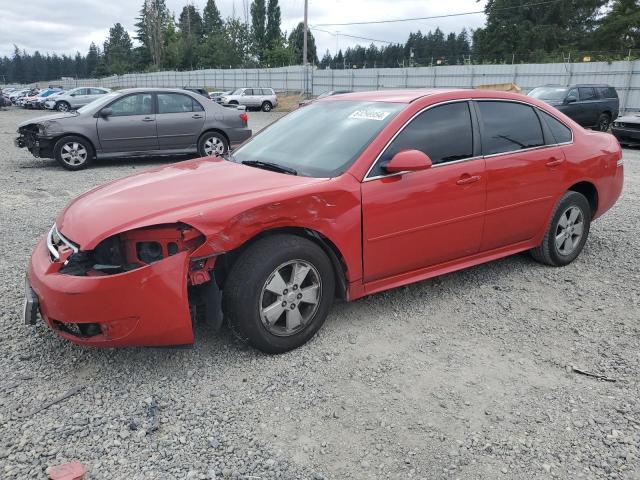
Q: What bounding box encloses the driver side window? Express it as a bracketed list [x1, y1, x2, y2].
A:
[368, 102, 474, 178]
[109, 94, 153, 117]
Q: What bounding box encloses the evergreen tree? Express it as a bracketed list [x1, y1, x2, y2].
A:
[265, 0, 282, 49]
[595, 0, 640, 51]
[135, 0, 170, 69]
[251, 0, 267, 59]
[103, 23, 134, 74]
[203, 0, 223, 37]
[86, 42, 100, 76]
[288, 22, 317, 64]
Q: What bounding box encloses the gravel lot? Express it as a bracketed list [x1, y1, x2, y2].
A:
[0, 107, 638, 480]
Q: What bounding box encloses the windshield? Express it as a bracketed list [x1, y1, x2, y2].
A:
[528, 87, 568, 101]
[232, 100, 404, 177]
[231, 89, 243, 95]
[77, 92, 119, 113]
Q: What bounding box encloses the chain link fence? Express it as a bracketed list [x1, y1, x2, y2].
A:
[56, 60, 640, 112]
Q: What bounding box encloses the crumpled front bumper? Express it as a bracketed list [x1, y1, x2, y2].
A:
[27, 237, 194, 347]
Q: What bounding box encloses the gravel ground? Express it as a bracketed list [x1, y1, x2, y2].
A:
[0, 107, 638, 480]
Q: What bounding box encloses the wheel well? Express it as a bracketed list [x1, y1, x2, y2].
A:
[213, 227, 349, 299]
[199, 129, 229, 146]
[601, 110, 612, 119]
[262, 100, 272, 106]
[568, 181, 598, 216]
[52, 133, 96, 157]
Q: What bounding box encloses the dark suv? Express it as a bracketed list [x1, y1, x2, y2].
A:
[528, 84, 619, 131]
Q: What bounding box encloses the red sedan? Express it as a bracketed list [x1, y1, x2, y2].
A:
[26, 89, 624, 353]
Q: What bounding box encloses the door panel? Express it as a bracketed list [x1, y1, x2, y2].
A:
[97, 93, 157, 152]
[156, 93, 205, 148]
[481, 146, 566, 251]
[362, 159, 486, 282]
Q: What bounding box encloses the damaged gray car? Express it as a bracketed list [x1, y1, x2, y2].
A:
[15, 88, 251, 170]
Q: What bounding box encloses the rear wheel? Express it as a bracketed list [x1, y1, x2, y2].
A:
[596, 112, 611, 132]
[530, 191, 591, 266]
[261, 101, 273, 112]
[198, 131, 228, 157]
[56, 101, 70, 112]
[223, 235, 335, 353]
[54, 135, 94, 171]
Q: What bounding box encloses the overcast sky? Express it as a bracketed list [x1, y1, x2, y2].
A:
[0, 0, 487, 59]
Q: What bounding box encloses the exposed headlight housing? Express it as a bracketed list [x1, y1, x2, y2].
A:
[59, 223, 205, 276]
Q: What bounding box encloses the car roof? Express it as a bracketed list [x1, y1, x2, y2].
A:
[320, 88, 531, 104]
[537, 84, 612, 88]
[115, 87, 202, 95]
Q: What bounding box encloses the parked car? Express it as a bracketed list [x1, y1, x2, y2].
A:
[183, 87, 211, 100]
[15, 88, 251, 170]
[210, 91, 230, 103]
[24, 89, 623, 353]
[44, 87, 112, 112]
[9, 88, 33, 102]
[221, 87, 278, 111]
[528, 84, 619, 131]
[30, 89, 65, 109]
[299, 89, 352, 107]
[612, 113, 640, 146]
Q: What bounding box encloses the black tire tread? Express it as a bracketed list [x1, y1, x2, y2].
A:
[223, 234, 334, 353]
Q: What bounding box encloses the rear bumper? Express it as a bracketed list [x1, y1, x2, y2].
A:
[27, 237, 194, 347]
[228, 127, 252, 146]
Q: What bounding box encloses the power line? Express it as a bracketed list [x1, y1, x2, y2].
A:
[310, 27, 398, 45]
[311, 0, 564, 27]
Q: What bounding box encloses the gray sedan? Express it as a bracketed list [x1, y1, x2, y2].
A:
[15, 88, 252, 170]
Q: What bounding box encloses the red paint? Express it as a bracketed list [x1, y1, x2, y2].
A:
[48, 461, 86, 480]
[28, 89, 624, 347]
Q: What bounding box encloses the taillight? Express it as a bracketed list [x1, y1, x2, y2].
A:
[239, 112, 248, 124]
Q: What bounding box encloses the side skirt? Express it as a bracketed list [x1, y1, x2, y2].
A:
[348, 239, 538, 300]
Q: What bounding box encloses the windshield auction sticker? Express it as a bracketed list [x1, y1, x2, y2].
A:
[349, 110, 391, 121]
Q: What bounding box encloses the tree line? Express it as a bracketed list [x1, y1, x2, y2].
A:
[1, 0, 639, 84]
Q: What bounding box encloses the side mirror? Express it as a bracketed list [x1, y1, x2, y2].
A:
[565, 96, 577, 104]
[100, 107, 113, 118]
[384, 149, 432, 173]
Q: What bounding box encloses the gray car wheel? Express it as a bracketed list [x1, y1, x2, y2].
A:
[56, 101, 70, 112]
[198, 132, 228, 157]
[261, 101, 272, 112]
[54, 135, 94, 171]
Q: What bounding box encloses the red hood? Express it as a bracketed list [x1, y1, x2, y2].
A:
[57, 157, 325, 249]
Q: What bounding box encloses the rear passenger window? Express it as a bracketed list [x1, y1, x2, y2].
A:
[578, 87, 597, 101]
[596, 86, 610, 98]
[370, 102, 474, 176]
[477, 101, 544, 155]
[540, 111, 572, 144]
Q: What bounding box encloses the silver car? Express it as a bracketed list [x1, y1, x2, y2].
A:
[221, 87, 278, 112]
[16, 88, 252, 171]
[44, 87, 112, 112]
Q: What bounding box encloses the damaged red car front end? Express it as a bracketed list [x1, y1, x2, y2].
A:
[27, 222, 206, 347]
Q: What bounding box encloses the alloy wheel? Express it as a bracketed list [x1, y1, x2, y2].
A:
[57, 102, 69, 112]
[60, 142, 88, 166]
[203, 136, 225, 156]
[259, 260, 322, 337]
[555, 206, 584, 255]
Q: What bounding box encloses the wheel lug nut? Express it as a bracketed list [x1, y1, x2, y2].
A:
[293, 285, 298, 290]
[283, 289, 288, 294]
[290, 304, 296, 309]
[297, 293, 302, 299]
[282, 301, 287, 307]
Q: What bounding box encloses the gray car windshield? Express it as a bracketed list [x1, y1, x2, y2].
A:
[232, 100, 404, 177]
[528, 87, 568, 101]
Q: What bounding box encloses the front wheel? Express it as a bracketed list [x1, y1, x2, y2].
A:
[530, 191, 591, 266]
[223, 235, 335, 353]
[56, 101, 70, 112]
[198, 132, 228, 157]
[54, 136, 94, 171]
[261, 101, 272, 112]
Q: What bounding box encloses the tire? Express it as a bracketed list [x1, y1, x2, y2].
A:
[198, 131, 228, 157]
[223, 235, 335, 354]
[54, 135, 94, 171]
[530, 191, 591, 267]
[261, 101, 272, 112]
[596, 112, 611, 132]
[56, 101, 70, 112]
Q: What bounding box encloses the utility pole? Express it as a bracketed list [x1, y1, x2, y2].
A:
[302, 0, 309, 95]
